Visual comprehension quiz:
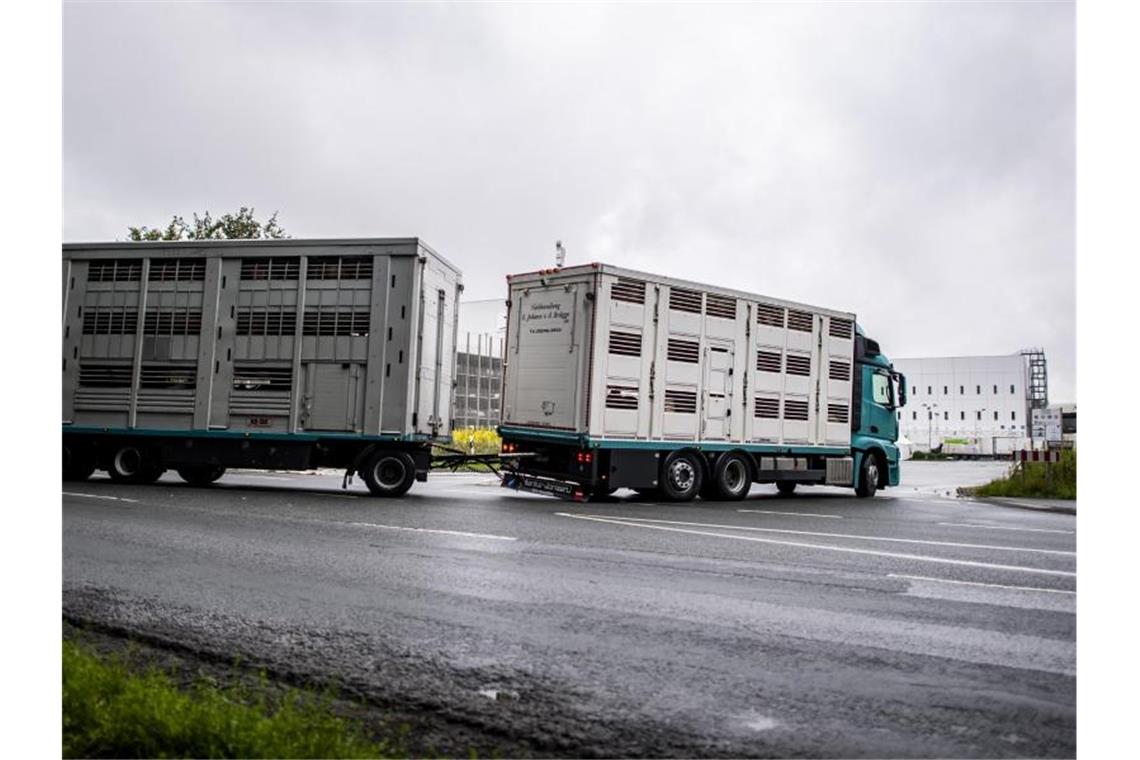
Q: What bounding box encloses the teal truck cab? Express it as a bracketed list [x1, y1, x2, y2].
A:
[851, 326, 906, 497]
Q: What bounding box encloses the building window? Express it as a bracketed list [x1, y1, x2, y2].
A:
[976, 385, 981, 394]
[959, 385, 964, 395]
[993, 411, 999, 421]
[1011, 411, 1016, 421]
[1010, 384, 1015, 394]
[912, 411, 917, 421]
[911, 386, 916, 396]
[927, 386, 932, 395]
[943, 411, 948, 420]
[943, 385, 948, 395]
[993, 384, 998, 394]
[977, 411, 982, 420]
[897, 411, 901, 420]
[960, 411, 965, 421]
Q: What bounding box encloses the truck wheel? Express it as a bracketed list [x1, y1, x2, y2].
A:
[362, 450, 416, 497]
[108, 445, 163, 484]
[63, 444, 95, 481]
[776, 481, 797, 496]
[855, 453, 880, 498]
[660, 451, 703, 502]
[176, 466, 226, 487]
[711, 453, 752, 501]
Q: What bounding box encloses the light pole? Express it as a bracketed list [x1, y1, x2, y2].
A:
[921, 402, 938, 451]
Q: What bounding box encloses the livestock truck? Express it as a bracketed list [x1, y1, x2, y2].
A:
[62, 238, 461, 496]
[499, 263, 907, 501]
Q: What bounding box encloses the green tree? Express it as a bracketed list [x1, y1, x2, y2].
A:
[128, 207, 288, 241]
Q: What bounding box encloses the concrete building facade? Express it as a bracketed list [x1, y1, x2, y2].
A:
[452, 299, 507, 429]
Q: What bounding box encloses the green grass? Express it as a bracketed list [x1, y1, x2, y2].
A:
[63, 639, 400, 759]
[970, 449, 1076, 500]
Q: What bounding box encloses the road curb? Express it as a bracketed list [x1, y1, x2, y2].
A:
[967, 496, 1076, 515]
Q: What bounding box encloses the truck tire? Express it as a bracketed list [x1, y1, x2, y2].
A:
[108, 445, 164, 484]
[659, 450, 703, 502]
[63, 444, 95, 481]
[176, 465, 226, 487]
[361, 450, 416, 497]
[776, 481, 797, 496]
[855, 453, 880, 498]
[711, 453, 752, 501]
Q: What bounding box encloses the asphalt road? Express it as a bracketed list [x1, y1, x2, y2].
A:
[62, 461, 1074, 758]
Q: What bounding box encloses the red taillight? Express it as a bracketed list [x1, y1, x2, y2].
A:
[576, 450, 594, 464]
[502, 442, 518, 454]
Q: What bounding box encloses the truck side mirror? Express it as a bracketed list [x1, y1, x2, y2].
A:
[895, 373, 907, 407]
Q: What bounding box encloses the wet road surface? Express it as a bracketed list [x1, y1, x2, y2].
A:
[63, 461, 1074, 757]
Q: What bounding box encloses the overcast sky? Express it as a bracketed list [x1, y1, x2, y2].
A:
[63, 1, 1075, 401]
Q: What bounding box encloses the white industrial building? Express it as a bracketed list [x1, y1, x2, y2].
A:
[893, 350, 1049, 455]
[452, 299, 507, 428]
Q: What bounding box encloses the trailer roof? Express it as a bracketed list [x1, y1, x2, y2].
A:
[507, 262, 856, 321]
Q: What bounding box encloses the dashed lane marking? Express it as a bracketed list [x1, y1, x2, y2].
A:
[347, 522, 517, 541]
[554, 513, 1076, 577]
[738, 509, 843, 519]
[63, 492, 139, 503]
[937, 522, 1075, 535]
[583, 514, 1074, 557]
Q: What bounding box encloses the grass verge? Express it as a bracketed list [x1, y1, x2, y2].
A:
[63, 638, 401, 759]
[965, 449, 1076, 500]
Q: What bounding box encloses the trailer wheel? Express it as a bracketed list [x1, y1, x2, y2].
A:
[711, 453, 752, 501]
[108, 445, 163, 484]
[362, 450, 416, 497]
[855, 453, 880, 498]
[776, 481, 797, 496]
[63, 444, 96, 481]
[660, 451, 703, 502]
[176, 466, 226, 487]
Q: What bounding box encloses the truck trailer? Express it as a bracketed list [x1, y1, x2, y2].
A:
[61, 238, 461, 496]
[499, 263, 907, 500]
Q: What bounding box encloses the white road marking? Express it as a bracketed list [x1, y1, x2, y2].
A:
[63, 492, 139, 503]
[937, 522, 1075, 535]
[738, 509, 843, 519]
[585, 514, 1074, 557]
[888, 574, 1076, 595]
[555, 512, 1076, 577]
[347, 522, 517, 541]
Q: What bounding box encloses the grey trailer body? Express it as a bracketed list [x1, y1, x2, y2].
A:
[62, 238, 462, 496]
[499, 263, 904, 501]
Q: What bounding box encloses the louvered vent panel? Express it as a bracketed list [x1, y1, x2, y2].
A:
[667, 338, 700, 363]
[756, 350, 782, 373]
[785, 353, 812, 376]
[829, 359, 851, 381]
[611, 278, 646, 304]
[82, 309, 138, 335]
[143, 310, 202, 336]
[236, 310, 298, 336]
[306, 256, 373, 280]
[608, 330, 642, 357]
[756, 303, 785, 327]
[669, 287, 702, 314]
[232, 364, 293, 391]
[302, 309, 371, 336]
[78, 363, 133, 388]
[828, 403, 849, 424]
[705, 294, 736, 319]
[829, 318, 853, 340]
[148, 259, 205, 282]
[241, 258, 300, 280]
[784, 399, 810, 421]
[787, 309, 814, 332]
[605, 384, 639, 410]
[139, 364, 197, 389]
[754, 396, 780, 419]
[87, 259, 142, 282]
[664, 389, 697, 414]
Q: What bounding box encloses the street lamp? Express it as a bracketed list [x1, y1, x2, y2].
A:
[921, 402, 938, 451]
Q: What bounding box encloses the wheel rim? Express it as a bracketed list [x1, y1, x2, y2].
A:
[724, 460, 746, 493]
[866, 461, 879, 489]
[668, 459, 696, 493]
[114, 447, 142, 477]
[372, 457, 407, 490]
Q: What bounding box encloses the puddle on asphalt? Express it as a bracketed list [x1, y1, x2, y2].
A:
[741, 714, 780, 732]
[478, 687, 521, 701]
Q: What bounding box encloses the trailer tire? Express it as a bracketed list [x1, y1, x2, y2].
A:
[856, 452, 880, 498]
[108, 445, 164, 484]
[176, 466, 226, 487]
[776, 481, 797, 496]
[659, 450, 703, 502]
[63, 444, 95, 481]
[711, 453, 752, 501]
[362, 450, 416, 497]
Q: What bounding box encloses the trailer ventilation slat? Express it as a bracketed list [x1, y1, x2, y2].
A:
[829, 359, 851, 381]
[611, 278, 646, 304]
[144, 309, 203, 336]
[306, 256, 374, 280]
[755, 349, 782, 373]
[784, 398, 810, 421]
[139, 363, 197, 389]
[608, 330, 642, 357]
[667, 338, 700, 363]
[828, 403, 849, 424]
[240, 258, 301, 281]
[829, 318, 853, 340]
[756, 303, 785, 328]
[785, 353, 812, 376]
[236, 309, 298, 336]
[787, 309, 814, 333]
[148, 258, 205, 282]
[82, 308, 138, 335]
[754, 395, 780, 419]
[605, 384, 639, 410]
[78, 363, 133, 388]
[232, 364, 293, 392]
[705, 294, 737, 319]
[669, 287, 702, 314]
[664, 388, 698, 414]
[302, 309, 371, 336]
[87, 259, 142, 283]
